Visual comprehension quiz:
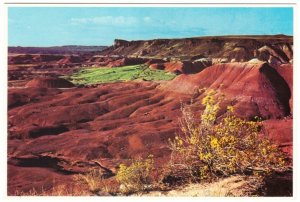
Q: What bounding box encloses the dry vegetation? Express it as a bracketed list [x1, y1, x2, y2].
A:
[116, 155, 155, 194]
[14, 184, 91, 196]
[167, 89, 288, 182]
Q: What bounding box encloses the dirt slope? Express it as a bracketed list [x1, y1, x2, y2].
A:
[162, 62, 292, 119]
[8, 82, 190, 194]
[25, 78, 75, 88]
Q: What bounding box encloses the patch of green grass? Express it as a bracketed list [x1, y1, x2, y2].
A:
[69, 65, 176, 85]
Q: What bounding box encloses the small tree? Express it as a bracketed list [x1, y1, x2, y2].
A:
[169, 90, 287, 181]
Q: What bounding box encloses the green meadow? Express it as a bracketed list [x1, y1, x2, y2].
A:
[69, 65, 176, 85]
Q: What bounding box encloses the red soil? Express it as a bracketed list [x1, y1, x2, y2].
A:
[107, 57, 149, 67]
[149, 60, 210, 74]
[162, 62, 292, 119]
[8, 54, 65, 64]
[273, 64, 293, 113]
[25, 78, 75, 88]
[7, 62, 293, 194]
[263, 119, 292, 156]
[8, 82, 190, 194]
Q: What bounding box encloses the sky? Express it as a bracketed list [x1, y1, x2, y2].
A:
[8, 7, 293, 46]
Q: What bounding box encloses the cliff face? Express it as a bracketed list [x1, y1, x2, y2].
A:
[100, 35, 293, 63]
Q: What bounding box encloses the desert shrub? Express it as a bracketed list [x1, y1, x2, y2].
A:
[73, 169, 105, 194]
[168, 90, 288, 181]
[116, 155, 154, 194]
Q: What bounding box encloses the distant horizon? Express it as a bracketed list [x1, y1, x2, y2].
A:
[8, 7, 293, 46]
[8, 33, 294, 47]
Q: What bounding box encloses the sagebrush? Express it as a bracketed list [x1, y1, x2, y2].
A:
[116, 155, 154, 194]
[169, 89, 288, 181]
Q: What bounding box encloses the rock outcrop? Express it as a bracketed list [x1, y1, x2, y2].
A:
[101, 35, 293, 64]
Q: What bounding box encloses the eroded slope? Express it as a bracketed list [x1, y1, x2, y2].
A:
[8, 61, 292, 194]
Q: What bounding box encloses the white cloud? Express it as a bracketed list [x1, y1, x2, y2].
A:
[71, 16, 138, 26]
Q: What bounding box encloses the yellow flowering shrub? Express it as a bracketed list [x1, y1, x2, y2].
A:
[116, 155, 154, 194]
[169, 90, 288, 181]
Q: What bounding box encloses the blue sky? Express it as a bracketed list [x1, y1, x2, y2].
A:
[8, 7, 293, 46]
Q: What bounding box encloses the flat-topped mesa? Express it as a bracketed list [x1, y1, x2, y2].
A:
[113, 39, 131, 47]
[103, 35, 293, 64]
